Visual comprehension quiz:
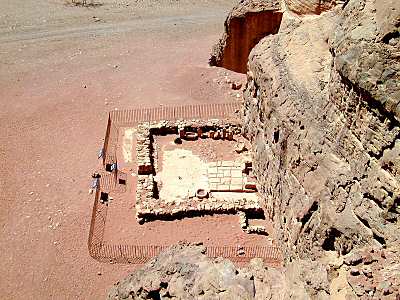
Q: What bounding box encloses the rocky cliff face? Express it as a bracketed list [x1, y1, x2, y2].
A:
[211, 0, 399, 297]
[108, 244, 256, 300]
[108, 1, 399, 299]
[285, 0, 337, 15]
[107, 243, 333, 299]
[209, 0, 283, 73]
[243, 0, 399, 261]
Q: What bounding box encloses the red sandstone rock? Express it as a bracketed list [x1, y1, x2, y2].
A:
[209, 0, 283, 73]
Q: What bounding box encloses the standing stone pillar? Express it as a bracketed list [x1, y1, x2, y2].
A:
[197, 127, 203, 138]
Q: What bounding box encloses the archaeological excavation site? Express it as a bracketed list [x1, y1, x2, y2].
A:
[4, 0, 398, 298]
[89, 103, 281, 266]
[103, 1, 400, 299]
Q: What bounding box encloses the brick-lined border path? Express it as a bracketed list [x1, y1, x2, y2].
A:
[88, 102, 283, 265]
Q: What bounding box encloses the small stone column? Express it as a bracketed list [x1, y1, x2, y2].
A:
[227, 130, 234, 141]
[197, 127, 203, 139]
[222, 128, 227, 140]
[179, 127, 185, 139]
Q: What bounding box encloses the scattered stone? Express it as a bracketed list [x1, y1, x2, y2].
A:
[383, 287, 392, 296]
[363, 253, 375, 265]
[362, 266, 372, 278]
[173, 137, 182, 144]
[350, 268, 360, 276]
[108, 244, 256, 299]
[344, 253, 363, 266]
[231, 82, 242, 90]
[237, 249, 245, 255]
[378, 280, 391, 292]
[235, 142, 247, 153]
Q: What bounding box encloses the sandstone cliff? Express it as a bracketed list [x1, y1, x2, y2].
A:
[209, 0, 283, 73]
[243, 0, 399, 261]
[211, 0, 399, 297]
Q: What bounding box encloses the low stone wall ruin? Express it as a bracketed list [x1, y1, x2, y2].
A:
[135, 119, 266, 232]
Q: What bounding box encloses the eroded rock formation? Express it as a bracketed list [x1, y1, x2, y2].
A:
[285, 0, 337, 15]
[240, 0, 400, 297]
[243, 0, 399, 261]
[107, 243, 332, 299]
[210, 0, 400, 297]
[107, 243, 255, 299]
[209, 0, 283, 73]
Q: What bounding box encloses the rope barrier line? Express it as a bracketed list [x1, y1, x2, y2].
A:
[107, 103, 241, 125]
[88, 184, 283, 265]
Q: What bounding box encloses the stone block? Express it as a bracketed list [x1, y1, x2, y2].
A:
[210, 183, 218, 190]
[231, 170, 243, 178]
[231, 177, 243, 184]
[223, 170, 231, 177]
[207, 173, 217, 179]
[221, 178, 231, 185]
[138, 165, 153, 175]
[209, 177, 220, 184]
[230, 184, 243, 190]
[208, 167, 218, 174]
[219, 184, 230, 190]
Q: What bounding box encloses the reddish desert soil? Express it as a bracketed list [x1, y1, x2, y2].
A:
[157, 135, 245, 162]
[0, 1, 248, 299]
[102, 134, 272, 250]
[104, 195, 270, 248]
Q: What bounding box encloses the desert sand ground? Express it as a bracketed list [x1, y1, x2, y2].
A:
[0, 0, 246, 298]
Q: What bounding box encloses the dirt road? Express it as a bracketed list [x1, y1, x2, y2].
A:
[0, 0, 242, 298]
